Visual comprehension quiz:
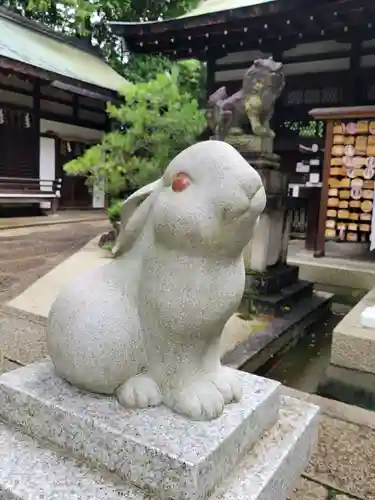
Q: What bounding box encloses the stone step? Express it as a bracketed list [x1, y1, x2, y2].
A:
[245, 265, 299, 295]
[0, 362, 281, 500]
[224, 291, 332, 372]
[247, 280, 314, 316]
[0, 395, 319, 500]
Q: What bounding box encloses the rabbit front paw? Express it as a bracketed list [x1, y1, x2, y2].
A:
[117, 374, 162, 409]
[171, 379, 224, 421]
[210, 367, 243, 404]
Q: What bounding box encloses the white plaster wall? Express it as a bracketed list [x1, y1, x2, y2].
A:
[216, 50, 270, 65]
[214, 40, 353, 84]
[40, 119, 105, 208]
[215, 57, 350, 83]
[39, 136, 56, 209]
[92, 177, 105, 209]
[283, 40, 350, 58]
[40, 119, 103, 142]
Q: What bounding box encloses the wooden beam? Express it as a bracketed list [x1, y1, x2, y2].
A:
[0, 55, 50, 80]
[215, 49, 353, 72]
[73, 94, 79, 121]
[0, 55, 116, 103]
[0, 81, 107, 115]
[310, 105, 375, 119]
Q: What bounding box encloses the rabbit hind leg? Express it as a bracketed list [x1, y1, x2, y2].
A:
[116, 373, 162, 409]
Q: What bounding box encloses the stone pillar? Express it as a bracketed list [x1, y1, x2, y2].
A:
[228, 136, 289, 273]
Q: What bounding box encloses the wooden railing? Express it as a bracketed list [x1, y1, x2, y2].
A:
[0, 177, 62, 213]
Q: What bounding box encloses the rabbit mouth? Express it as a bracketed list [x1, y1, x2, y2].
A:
[249, 185, 267, 212]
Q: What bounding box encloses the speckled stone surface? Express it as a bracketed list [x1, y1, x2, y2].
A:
[0, 361, 281, 500]
[306, 414, 375, 499]
[0, 395, 319, 500]
[287, 478, 328, 499]
[0, 309, 47, 365]
[331, 287, 375, 374]
[0, 359, 21, 375]
[46, 141, 267, 421]
[210, 396, 319, 500]
[0, 420, 143, 500]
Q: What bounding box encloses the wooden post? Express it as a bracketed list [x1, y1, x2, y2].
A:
[51, 197, 59, 215]
[313, 119, 333, 257]
[206, 53, 216, 101]
[33, 79, 41, 178]
[305, 187, 320, 251]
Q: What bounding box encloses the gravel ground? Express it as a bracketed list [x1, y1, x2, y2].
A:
[0, 220, 109, 303]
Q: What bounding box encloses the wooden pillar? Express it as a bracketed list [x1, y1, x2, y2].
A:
[73, 94, 79, 121]
[346, 40, 361, 106]
[33, 79, 41, 177]
[206, 53, 216, 100]
[305, 187, 321, 251]
[314, 119, 333, 257]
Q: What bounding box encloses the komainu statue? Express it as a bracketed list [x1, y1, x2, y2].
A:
[206, 57, 285, 141]
[46, 141, 266, 421]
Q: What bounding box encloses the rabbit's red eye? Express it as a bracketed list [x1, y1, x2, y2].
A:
[172, 173, 190, 192]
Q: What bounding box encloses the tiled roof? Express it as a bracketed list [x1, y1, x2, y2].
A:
[180, 0, 273, 17]
[0, 8, 129, 92]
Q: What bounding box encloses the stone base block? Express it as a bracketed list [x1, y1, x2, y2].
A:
[245, 264, 299, 295]
[0, 394, 319, 500]
[0, 362, 281, 500]
[226, 134, 275, 156]
[318, 363, 375, 411]
[244, 280, 314, 317]
[331, 286, 375, 374]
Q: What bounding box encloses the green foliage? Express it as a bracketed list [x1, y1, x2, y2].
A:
[0, 0, 199, 52]
[107, 198, 122, 224]
[123, 56, 206, 103]
[64, 68, 206, 194]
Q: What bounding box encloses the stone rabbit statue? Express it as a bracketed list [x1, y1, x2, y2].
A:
[46, 141, 266, 421]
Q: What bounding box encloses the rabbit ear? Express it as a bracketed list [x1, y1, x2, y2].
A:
[112, 178, 163, 257]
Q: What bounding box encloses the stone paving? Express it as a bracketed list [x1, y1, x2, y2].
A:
[0, 220, 108, 303]
[0, 220, 109, 368]
[0, 220, 373, 500]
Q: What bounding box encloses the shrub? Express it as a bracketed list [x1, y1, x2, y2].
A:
[64, 66, 206, 196]
[107, 198, 122, 225]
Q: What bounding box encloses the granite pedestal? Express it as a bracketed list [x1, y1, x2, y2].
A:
[0, 362, 319, 499]
[319, 285, 375, 410]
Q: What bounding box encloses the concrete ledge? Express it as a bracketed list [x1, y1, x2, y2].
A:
[331, 286, 375, 374]
[318, 364, 375, 412]
[7, 236, 111, 318]
[281, 385, 375, 431]
[288, 255, 375, 291]
[0, 211, 107, 231]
